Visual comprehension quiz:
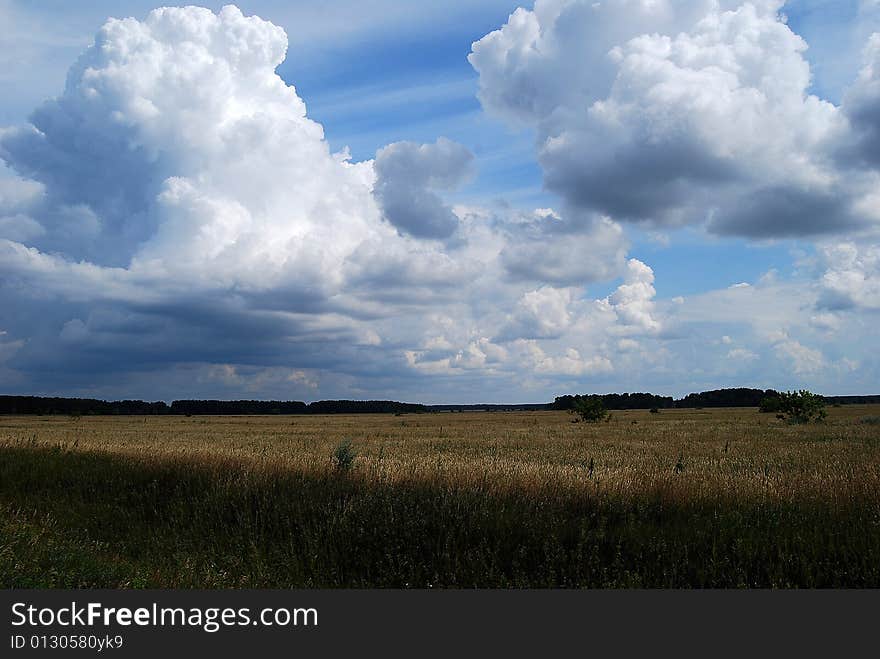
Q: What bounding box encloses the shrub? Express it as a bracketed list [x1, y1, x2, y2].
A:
[573, 396, 609, 423]
[674, 453, 685, 474]
[333, 439, 357, 472]
[759, 395, 782, 413]
[775, 390, 827, 424]
[649, 407, 659, 414]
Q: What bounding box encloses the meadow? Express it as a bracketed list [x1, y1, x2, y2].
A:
[1, 406, 879, 588]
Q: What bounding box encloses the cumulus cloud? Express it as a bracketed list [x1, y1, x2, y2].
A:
[727, 347, 758, 362]
[844, 33, 880, 166]
[774, 337, 825, 376]
[0, 175, 44, 241]
[0, 5, 662, 401]
[600, 259, 660, 334]
[373, 138, 474, 239]
[497, 286, 576, 341]
[0, 5, 388, 279]
[470, 0, 880, 238]
[816, 242, 880, 310]
[1, 3, 878, 402]
[469, 0, 724, 125]
[516, 341, 613, 377]
[499, 210, 628, 285]
[809, 312, 842, 332]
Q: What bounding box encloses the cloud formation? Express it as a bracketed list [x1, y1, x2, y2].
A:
[0, 4, 392, 290]
[817, 242, 880, 311]
[373, 137, 473, 239]
[844, 33, 880, 167]
[0, 3, 877, 402]
[0, 5, 647, 401]
[470, 0, 880, 238]
[602, 259, 660, 334]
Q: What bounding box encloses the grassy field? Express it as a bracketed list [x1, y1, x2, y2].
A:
[1, 406, 879, 588]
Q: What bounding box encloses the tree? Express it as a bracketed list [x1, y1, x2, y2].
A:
[775, 390, 827, 424]
[759, 394, 782, 413]
[573, 396, 610, 423]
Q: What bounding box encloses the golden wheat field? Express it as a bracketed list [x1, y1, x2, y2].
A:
[4, 406, 880, 498]
[2, 406, 880, 587]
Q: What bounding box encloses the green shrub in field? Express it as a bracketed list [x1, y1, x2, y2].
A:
[674, 453, 685, 474]
[775, 390, 827, 424]
[333, 439, 357, 472]
[759, 395, 782, 413]
[573, 397, 609, 423]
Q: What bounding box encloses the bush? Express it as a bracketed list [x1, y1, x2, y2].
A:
[573, 397, 609, 423]
[775, 390, 827, 424]
[649, 408, 659, 414]
[333, 439, 357, 472]
[759, 395, 782, 413]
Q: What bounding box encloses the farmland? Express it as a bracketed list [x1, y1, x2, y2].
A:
[1, 406, 879, 587]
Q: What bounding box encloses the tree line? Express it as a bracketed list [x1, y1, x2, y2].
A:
[2, 389, 878, 416]
[0, 396, 427, 416]
[550, 388, 880, 411]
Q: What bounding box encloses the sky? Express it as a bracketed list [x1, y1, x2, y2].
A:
[0, 0, 878, 403]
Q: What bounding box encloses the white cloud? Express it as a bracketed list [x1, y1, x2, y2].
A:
[0, 5, 659, 401]
[601, 258, 660, 333]
[774, 337, 825, 375]
[498, 286, 575, 340]
[0, 3, 878, 402]
[809, 312, 842, 332]
[470, 0, 880, 238]
[817, 241, 880, 310]
[726, 347, 758, 362]
[514, 340, 613, 377]
[1, 5, 391, 281]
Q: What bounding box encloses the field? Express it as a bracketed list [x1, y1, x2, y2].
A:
[1, 406, 879, 588]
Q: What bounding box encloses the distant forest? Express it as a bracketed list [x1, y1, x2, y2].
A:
[550, 389, 880, 411]
[551, 389, 880, 411]
[0, 397, 426, 416]
[1, 388, 879, 416]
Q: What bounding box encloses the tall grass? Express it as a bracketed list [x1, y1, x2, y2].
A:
[1, 407, 879, 587]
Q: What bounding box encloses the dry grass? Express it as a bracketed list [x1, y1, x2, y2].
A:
[1, 406, 879, 587]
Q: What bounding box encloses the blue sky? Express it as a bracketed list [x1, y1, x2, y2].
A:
[0, 1, 878, 402]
